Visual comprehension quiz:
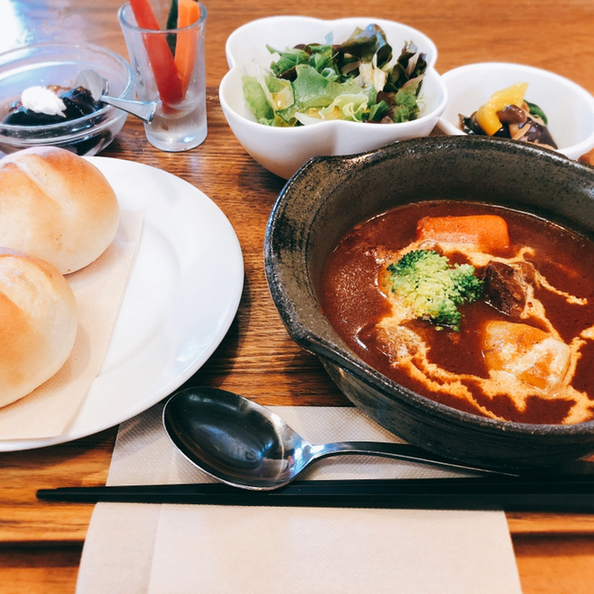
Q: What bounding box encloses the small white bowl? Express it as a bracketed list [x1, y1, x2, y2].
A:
[437, 62, 594, 160]
[220, 16, 447, 179]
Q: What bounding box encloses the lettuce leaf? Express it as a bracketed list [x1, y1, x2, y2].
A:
[337, 24, 392, 69]
[368, 100, 391, 122]
[242, 75, 274, 125]
[392, 78, 423, 122]
[318, 93, 372, 122]
[291, 65, 370, 109]
[242, 24, 428, 127]
[267, 43, 338, 81]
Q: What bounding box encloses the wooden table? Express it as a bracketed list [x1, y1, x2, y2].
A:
[2, 0, 594, 591]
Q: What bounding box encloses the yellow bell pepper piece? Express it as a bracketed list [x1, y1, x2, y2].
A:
[476, 83, 529, 136]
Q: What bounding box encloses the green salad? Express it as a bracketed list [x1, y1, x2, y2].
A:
[242, 24, 428, 127]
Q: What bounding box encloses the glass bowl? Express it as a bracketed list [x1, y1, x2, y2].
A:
[0, 43, 134, 156]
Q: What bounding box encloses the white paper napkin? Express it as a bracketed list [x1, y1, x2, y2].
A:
[76, 402, 522, 593]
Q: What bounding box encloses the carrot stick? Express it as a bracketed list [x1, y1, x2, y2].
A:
[177, 0, 200, 29]
[174, 0, 201, 97]
[129, 0, 183, 106]
[416, 215, 510, 251]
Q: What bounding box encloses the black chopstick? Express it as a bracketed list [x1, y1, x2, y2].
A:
[36, 475, 594, 512]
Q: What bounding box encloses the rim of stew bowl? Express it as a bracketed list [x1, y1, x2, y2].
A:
[264, 135, 594, 470]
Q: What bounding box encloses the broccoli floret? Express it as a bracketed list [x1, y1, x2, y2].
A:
[386, 249, 483, 331]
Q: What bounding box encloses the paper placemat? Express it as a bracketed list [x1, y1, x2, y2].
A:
[77, 401, 522, 593]
[0, 210, 144, 440]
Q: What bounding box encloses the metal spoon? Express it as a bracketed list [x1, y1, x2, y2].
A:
[74, 69, 157, 124]
[162, 387, 509, 491]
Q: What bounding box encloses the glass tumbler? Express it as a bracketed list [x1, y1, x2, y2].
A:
[118, 1, 207, 152]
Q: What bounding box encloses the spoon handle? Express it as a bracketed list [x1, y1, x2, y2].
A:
[101, 96, 158, 124]
[312, 442, 513, 476]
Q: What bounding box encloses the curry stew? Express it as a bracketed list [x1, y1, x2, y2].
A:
[320, 201, 594, 424]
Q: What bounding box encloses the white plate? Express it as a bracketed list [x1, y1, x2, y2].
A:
[0, 157, 244, 451]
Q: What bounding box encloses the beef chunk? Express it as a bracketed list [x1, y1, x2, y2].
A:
[483, 261, 536, 317]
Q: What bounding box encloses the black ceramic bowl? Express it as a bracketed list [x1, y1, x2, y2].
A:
[264, 135, 594, 471]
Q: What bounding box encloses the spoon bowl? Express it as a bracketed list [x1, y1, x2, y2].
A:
[74, 69, 157, 124]
[163, 387, 507, 491]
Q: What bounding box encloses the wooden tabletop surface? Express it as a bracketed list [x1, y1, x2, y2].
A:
[2, 0, 594, 591]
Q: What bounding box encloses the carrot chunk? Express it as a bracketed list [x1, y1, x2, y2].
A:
[416, 215, 510, 251]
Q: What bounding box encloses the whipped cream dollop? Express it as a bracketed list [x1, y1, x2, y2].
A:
[20, 86, 66, 117]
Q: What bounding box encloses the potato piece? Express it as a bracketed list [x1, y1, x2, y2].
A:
[482, 320, 570, 393]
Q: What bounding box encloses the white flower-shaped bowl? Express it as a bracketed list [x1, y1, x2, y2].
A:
[437, 62, 594, 160]
[219, 16, 447, 179]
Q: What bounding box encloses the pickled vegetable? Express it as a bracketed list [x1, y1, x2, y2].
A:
[476, 83, 528, 136]
[458, 83, 557, 149]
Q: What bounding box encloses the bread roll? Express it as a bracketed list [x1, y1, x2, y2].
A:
[0, 248, 77, 407]
[0, 147, 119, 274]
